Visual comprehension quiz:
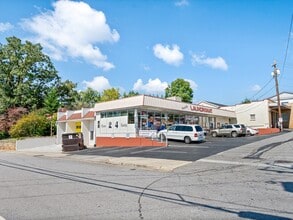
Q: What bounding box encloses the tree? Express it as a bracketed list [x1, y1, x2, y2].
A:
[0, 107, 28, 138]
[241, 98, 252, 104]
[165, 79, 193, 103]
[100, 88, 120, 102]
[123, 90, 139, 98]
[0, 36, 59, 113]
[79, 88, 101, 107]
[56, 80, 79, 109]
[43, 88, 60, 114]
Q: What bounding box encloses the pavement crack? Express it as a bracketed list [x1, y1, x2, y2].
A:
[137, 174, 173, 219]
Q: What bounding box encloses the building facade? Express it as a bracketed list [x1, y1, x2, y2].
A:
[57, 95, 236, 147]
[56, 93, 292, 147]
[235, 92, 293, 129]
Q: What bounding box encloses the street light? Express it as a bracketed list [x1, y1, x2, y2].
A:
[271, 61, 282, 131]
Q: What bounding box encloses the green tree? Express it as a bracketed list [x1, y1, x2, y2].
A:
[79, 88, 101, 107]
[123, 90, 139, 98]
[0, 36, 59, 113]
[165, 79, 193, 103]
[43, 88, 60, 114]
[100, 88, 120, 102]
[241, 98, 252, 104]
[56, 80, 79, 109]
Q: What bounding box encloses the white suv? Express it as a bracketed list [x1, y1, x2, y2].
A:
[157, 124, 205, 144]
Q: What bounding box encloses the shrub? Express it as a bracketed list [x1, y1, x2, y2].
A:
[0, 131, 9, 140]
[9, 111, 50, 138]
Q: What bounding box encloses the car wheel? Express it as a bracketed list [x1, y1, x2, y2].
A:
[211, 132, 217, 137]
[231, 131, 237, 138]
[184, 136, 191, 144]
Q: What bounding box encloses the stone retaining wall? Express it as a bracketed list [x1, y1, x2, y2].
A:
[0, 139, 16, 151]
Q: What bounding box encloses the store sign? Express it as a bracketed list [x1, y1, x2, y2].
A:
[100, 116, 128, 134]
[190, 105, 213, 113]
[75, 122, 81, 132]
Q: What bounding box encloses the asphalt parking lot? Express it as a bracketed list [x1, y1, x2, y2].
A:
[68, 134, 279, 162]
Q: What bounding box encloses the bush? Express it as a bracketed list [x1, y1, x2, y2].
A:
[0, 131, 9, 140]
[9, 111, 50, 138]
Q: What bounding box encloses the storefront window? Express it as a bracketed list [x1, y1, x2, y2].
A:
[121, 111, 127, 116]
[128, 111, 134, 124]
[106, 112, 113, 117]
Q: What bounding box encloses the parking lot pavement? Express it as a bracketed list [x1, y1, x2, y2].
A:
[13, 131, 293, 171]
[198, 130, 293, 169]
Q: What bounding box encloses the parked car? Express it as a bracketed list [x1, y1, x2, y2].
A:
[61, 132, 86, 151]
[237, 124, 247, 136]
[157, 124, 205, 144]
[246, 127, 259, 136]
[211, 124, 246, 138]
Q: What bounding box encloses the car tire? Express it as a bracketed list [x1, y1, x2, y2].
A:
[231, 131, 237, 138]
[211, 132, 217, 137]
[184, 136, 191, 144]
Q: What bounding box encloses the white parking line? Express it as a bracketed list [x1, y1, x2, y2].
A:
[104, 147, 143, 154]
[168, 144, 209, 148]
[154, 150, 188, 154]
[130, 148, 160, 154]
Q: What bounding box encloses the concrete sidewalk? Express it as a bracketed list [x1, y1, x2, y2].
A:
[15, 131, 293, 171]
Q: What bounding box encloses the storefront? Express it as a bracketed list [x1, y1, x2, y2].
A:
[93, 95, 236, 147]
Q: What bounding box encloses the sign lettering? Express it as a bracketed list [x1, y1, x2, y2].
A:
[190, 105, 213, 113]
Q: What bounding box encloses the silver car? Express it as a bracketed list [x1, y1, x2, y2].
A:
[211, 124, 246, 138]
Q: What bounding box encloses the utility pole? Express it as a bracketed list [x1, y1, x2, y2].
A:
[271, 61, 282, 131]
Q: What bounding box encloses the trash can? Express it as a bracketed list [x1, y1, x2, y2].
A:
[61, 132, 86, 152]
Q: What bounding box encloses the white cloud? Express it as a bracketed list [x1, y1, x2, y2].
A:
[185, 79, 198, 90]
[0, 22, 13, 32]
[191, 53, 228, 71]
[153, 44, 184, 66]
[133, 78, 168, 94]
[175, 0, 189, 7]
[83, 76, 111, 92]
[21, 0, 119, 71]
[251, 84, 261, 92]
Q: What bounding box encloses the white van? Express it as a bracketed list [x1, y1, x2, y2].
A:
[157, 124, 205, 144]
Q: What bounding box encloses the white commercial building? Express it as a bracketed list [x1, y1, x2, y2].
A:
[57, 95, 236, 147]
[235, 92, 293, 129]
[56, 93, 292, 147]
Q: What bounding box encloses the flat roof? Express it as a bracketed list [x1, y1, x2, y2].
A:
[94, 95, 236, 118]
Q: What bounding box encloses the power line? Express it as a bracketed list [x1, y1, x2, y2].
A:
[250, 77, 274, 101]
[250, 14, 293, 101]
[254, 85, 276, 100]
[281, 13, 293, 76]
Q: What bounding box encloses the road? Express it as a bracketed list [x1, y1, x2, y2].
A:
[0, 132, 292, 220]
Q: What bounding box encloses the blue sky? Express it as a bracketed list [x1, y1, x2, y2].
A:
[0, 0, 292, 105]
